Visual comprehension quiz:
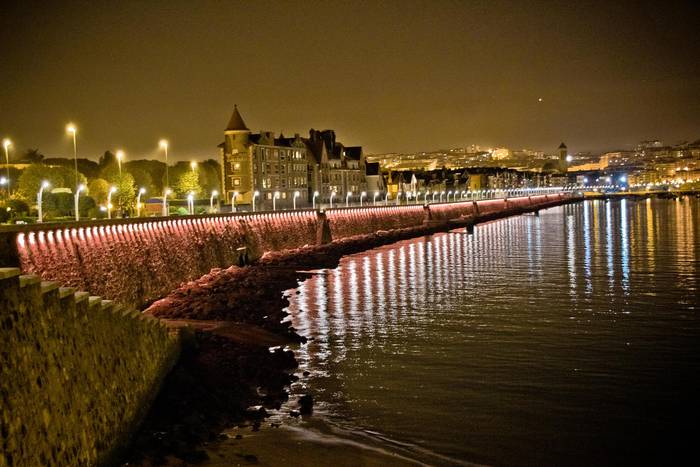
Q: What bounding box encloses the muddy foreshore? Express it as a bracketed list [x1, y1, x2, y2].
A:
[125, 223, 448, 465]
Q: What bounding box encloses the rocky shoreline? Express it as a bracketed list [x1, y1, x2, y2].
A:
[125, 224, 443, 465]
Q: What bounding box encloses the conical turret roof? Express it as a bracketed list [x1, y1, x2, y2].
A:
[225, 105, 249, 132]
[558, 142, 567, 149]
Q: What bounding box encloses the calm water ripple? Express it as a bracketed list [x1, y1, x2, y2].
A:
[285, 199, 700, 466]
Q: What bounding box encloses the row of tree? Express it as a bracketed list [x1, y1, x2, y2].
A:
[3, 150, 221, 220]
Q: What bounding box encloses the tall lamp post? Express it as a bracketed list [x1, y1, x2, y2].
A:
[293, 191, 300, 210]
[231, 191, 239, 212]
[346, 191, 352, 207]
[66, 124, 78, 193]
[312, 191, 319, 209]
[159, 140, 169, 189]
[136, 187, 146, 217]
[360, 191, 366, 207]
[107, 186, 117, 219]
[395, 192, 401, 206]
[74, 184, 85, 221]
[116, 150, 124, 176]
[424, 191, 429, 204]
[330, 191, 336, 208]
[373, 191, 379, 206]
[273, 191, 280, 211]
[384, 192, 389, 205]
[2, 138, 11, 195]
[210, 190, 218, 213]
[37, 181, 50, 223]
[252, 190, 259, 212]
[162, 188, 171, 216]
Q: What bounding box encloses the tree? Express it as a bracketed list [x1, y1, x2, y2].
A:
[174, 169, 202, 197]
[111, 172, 137, 214]
[88, 178, 110, 205]
[124, 159, 165, 194]
[20, 148, 44, 163]
[15, 164, 87, 201]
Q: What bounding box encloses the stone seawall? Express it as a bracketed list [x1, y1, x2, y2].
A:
[0, 194, 577, 309]
[0, 268, 181, 466]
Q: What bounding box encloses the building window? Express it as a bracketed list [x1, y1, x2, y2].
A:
[233, 178, 241, 187]
[234, 162, 241, 171]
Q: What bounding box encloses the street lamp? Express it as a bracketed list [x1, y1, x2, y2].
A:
[210, 190, 218, 213]
[159, 139, 169, 188]
[273, 191, 280, 211]
[162, 188, 171, 216]
[424, 191, 429, 204]
[395, 192, 401, 206]
[252, 190, 259, 212]
[373, 191, 379, 206]
[116, 150, 124, 176]
[384, 192, 389, 205]
[187, 192, 194, 215]
[313, 191, 319, 209]
[2, 138, 11, 194]
[293, 190, 300, 210]
[432, 191, 437, 202]
[415, 192, 421, 204]
[231, 191, 239, 212]
[37, 181, 50, 223]
[107, 186, 117, 219]
[346, 191, 352, 207]
[74, 184, 85, 221]
[66, 124, 79, 193]
[439, 191, 445, 202]
[136, 187, 146, 217]
[360, 191, 366, 207]
[447, 190, 452, 202]
[190, 161, 197, 172]
[330, 191, 336, 208]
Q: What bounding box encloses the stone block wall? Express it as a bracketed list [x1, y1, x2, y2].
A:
[0, 268, 181, 466]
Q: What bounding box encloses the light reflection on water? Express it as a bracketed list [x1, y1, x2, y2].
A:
[286, 199, 700, 465]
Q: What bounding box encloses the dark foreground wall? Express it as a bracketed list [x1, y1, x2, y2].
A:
[0, 268, 181, 466]
[0, 194, 576, 308]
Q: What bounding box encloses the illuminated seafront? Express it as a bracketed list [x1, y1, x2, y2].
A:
[204, 198, 699, 466]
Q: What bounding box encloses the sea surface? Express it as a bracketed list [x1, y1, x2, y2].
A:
[206, 198, 700, 466]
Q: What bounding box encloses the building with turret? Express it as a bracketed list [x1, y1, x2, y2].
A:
[219, 106, 367, 209]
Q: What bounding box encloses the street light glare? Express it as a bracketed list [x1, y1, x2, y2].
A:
[66, 124, 77, 134]
[2, 138, 11, 149]
[42, 180, 50, 188]
[139, 187, 146, 194]
[190, 161, 197, 169]
[212, 190, 218, 196]
[109, 186, 117, 193]
[159, 139, 168, 149]
[116, 150, 124, 160]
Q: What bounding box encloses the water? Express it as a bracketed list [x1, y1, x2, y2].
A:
[276, 198, 700, 466]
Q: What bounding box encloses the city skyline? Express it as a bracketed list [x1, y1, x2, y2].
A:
[2, 1, 698, 160]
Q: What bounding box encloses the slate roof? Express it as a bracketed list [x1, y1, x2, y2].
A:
[225, 105, 249, 131]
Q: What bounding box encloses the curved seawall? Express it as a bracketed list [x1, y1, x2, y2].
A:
[0, 194, 578, 308]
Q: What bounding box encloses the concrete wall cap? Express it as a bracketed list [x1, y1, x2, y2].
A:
[0, 267, 21, 279]
[74, 291, 90, 303]
[40, 281, 60, 293]
[19, 275, 41, 287]
[59, 287, 77, 299]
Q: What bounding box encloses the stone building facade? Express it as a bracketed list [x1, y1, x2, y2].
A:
[220, 107, 367, 209]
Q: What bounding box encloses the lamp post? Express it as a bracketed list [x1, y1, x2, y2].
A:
[231, 191, 239, 212]
[293, 191, 300, 210]
[330, 191, 336, 208]
[313, 191, 319, 209]
[384, 192, 389, 205]
[37, 181, 50, 223]
[136, 188, 146, 217]
[209, 190, 218, 213]
[415, 192, 421, 204]
[360, 191, 366, 207]
[373, 191, 379, 206]
[346, 191, 352, 207]
[2, 138, 11, 195]
[66, 124, 79, 193]
[116, 150, 124, 176]
[439, 191, 444, 202]
[424, 191, 429, 204]
[252, 190, 259, 212]
[187, 192, 194, 215]
[159, 139, 169, 188]
[107, 186, 117, 219]
[273, 191, 280, 211]
[447, 190, 452, 202]
[74, 184, 85, 221]
[190, 161, 197, 173]
[395, 192, 401, 206]
[162, 188, 171, 216]
[432, 192, 437, 202]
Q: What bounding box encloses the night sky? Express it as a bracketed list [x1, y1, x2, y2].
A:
[1, 0, 698, 160]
